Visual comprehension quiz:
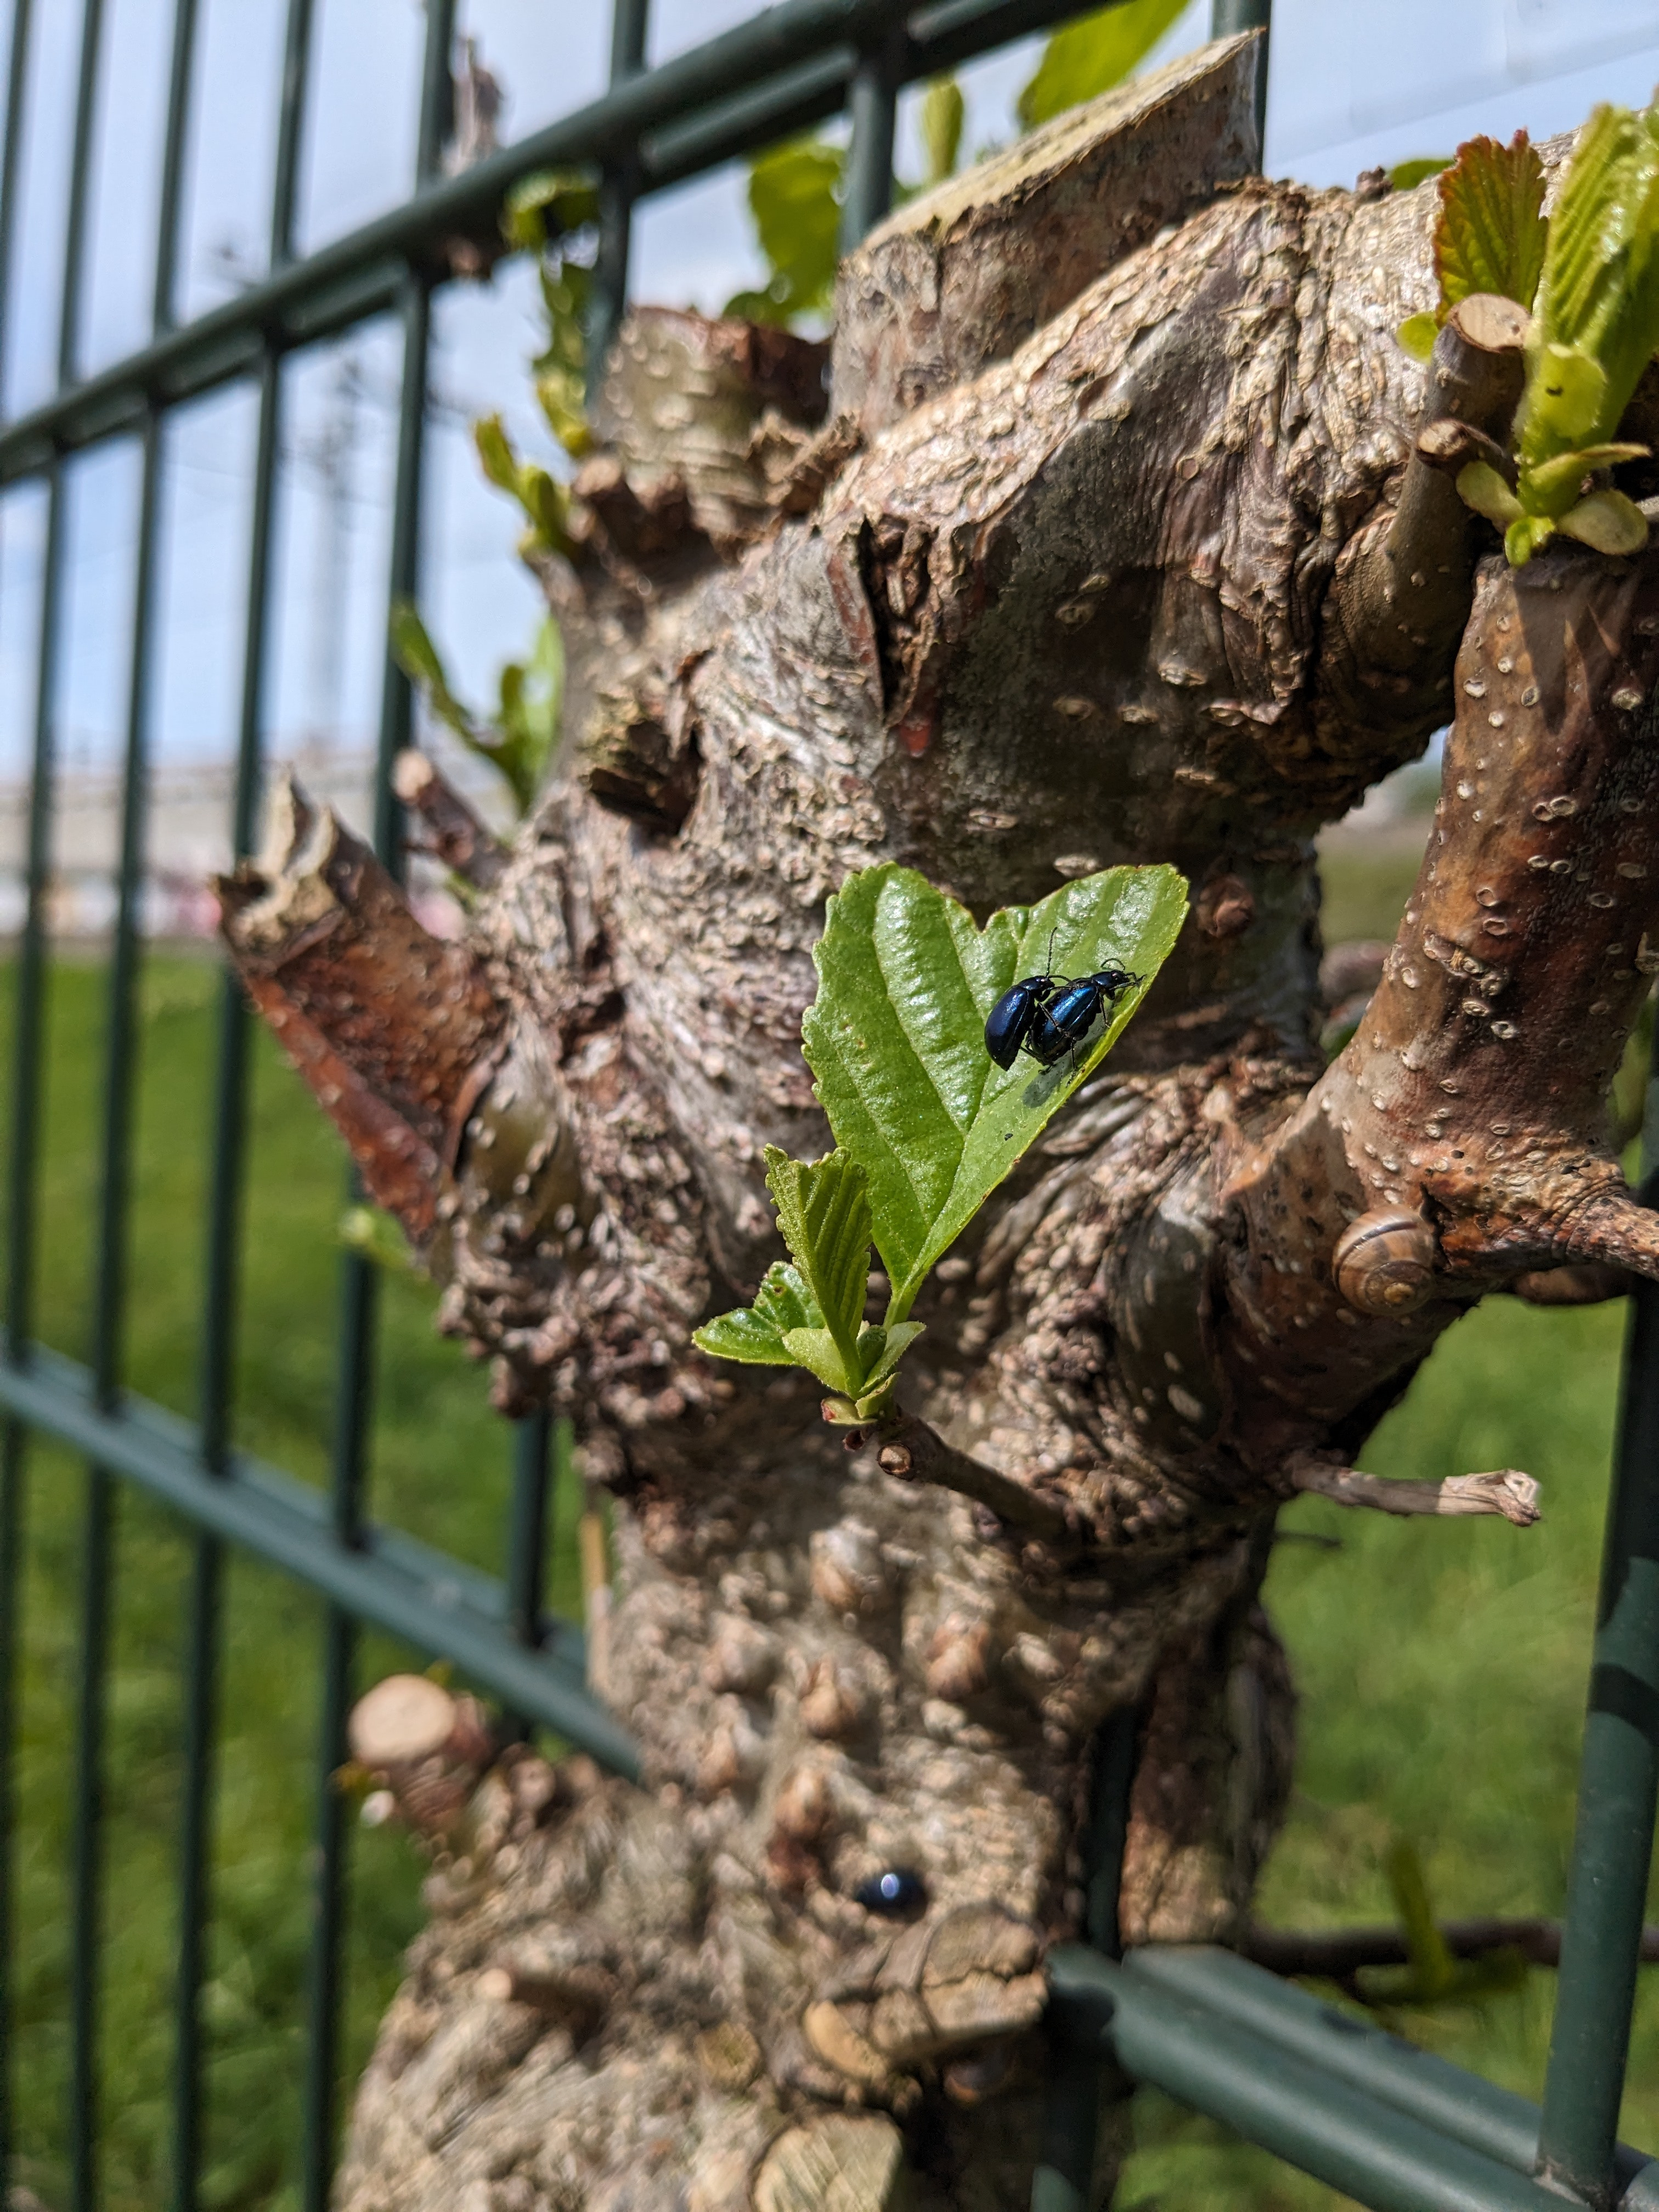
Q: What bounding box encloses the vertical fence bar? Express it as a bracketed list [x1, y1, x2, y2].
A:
[1032, 1709, 1141, 2212]
[299, 277, 431, 2212]
[0, 0, 34, 358]
[270, 0, 317, 270]
[297, 1267, 371, 2212]
[1536, 1173, 1659, 2202]
[151, 0, 199, 334]
[0, 1423, 19, 2199]
[74, 403, 162, 2212]
[1, 470, 66, 2212]
[197, 0, 313, 1455]
[59, 0, 117, 2199]
[201, 0, 315, 2194]
[589, 0, 649, 387]
[507, 1415, 552, 1646]
[502, 1412, 553, 1739]
[839, 21, 901, 253]
[300, 8, 452, 2196]
[0, 0, 41, 2181]
[178, 346, 280, 2212]
[1209, 0, 1269, 150]
[0, 464, 63, 2197]
[129, 0, 207, 2188]
[59, 0, 106, 387]
[198, 352, 280, 1476]
[170, 1522, 218, 2212]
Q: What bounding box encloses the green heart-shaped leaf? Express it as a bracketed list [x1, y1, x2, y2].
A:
[803, 862, 1187, 1319]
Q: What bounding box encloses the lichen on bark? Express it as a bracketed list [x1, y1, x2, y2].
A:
[216, 38, 1659, 2208]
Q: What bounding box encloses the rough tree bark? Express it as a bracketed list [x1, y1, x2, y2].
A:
[217, 38, 1659, 2209]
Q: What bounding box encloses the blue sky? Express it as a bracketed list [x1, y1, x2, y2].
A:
[3, 0, 1659, 825]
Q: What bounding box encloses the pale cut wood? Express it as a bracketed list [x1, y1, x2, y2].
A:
[752, 2115, 913, 2212]
[348, 1674, 458, 1769]
[830, 32, 1261, 435]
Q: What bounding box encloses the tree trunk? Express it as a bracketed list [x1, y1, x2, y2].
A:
[217, 41, 1659, 2208]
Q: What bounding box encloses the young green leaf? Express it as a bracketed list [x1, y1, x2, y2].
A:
[778, 1327, 857, 1395]
[1455, 460, 1523, 529]
[693, 1262, 823, 1365]
[534, 257, 594, 457]
[1395, 311, 1439, 363]
[1389, 156, 1451, 193]
[919, 76, 965, 188]
[764, 1147, 873, 1382]
[1434, 132, 1547, 316]
[1386, 1837, 1456, 2001]
[1531, 100, 1659, 407]
[1505, 512, 1556, 566]
[488, 616, 563, 814]
[390, 601, 474, 744]
[338, 1203, 418, 1273]
[803, 862, 1187, 1319]
[856, 1320, 926, 1393]
[1558, 486, 1648, 555]
[693, 1203, 919, 1410]
[392, 600, 562, 820]
[726, 138, 843, 325]
[1522, 439, 1647, 507]
[1015, 0, 1188, 132]
[501, 168, 600, 255]
[473, 414, 572, 559]
[1493, 97, 1659, 562]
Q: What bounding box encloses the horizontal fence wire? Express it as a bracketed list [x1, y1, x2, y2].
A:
[0, 1344, 633, 1762]
[0, 0, 1094, 483]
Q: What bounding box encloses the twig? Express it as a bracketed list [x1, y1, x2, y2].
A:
[1286, 1455, 1540, 1526]
[1509, 1262, 1635, 1307]
[1242, 1917, 1659, 1979]
[869, 1409, 1078, 1547]
[346, 1674, 496, 1837]
[393, 749, 506, 889]
[1328, 291, 1527, 691]
[579, 1498, 613, 1699]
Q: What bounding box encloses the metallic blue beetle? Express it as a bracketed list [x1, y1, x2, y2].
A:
[854, 1867, 928, 1917]
[984, 944, 1142, 1072]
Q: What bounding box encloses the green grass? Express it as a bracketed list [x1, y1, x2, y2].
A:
[1118, 1294, 1659, 2208]
[2, 953, 582, 2211]
[3, 932, 1655, 2209]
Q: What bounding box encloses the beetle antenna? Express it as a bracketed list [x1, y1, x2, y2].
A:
[1045, 926, 1057, 978]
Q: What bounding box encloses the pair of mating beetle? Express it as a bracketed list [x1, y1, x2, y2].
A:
[983, 935, 1143, 1071]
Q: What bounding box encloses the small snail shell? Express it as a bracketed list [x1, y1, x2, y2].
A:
[1333, 1207, 1437, 1316]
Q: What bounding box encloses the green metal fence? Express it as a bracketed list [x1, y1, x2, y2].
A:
[0, 1, 1655, 2208]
